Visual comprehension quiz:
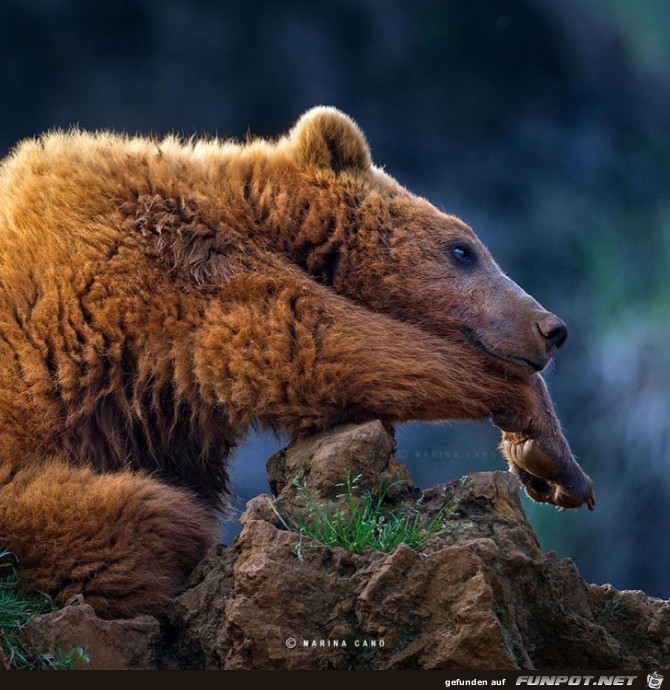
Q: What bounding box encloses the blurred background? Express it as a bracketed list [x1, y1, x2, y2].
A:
[2, 0, 668, 598]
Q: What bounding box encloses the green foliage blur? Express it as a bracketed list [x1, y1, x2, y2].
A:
[1, 0, 668, 598]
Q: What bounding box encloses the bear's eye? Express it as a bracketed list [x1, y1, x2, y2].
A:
[449, 243, 477, 267]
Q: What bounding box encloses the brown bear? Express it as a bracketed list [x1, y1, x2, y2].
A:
[0, 107, 594, 619]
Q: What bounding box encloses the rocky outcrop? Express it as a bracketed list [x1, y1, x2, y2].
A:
[16, 422, 670, 669]
[167, 422, 669, 669]
[168, 478, 669, 669]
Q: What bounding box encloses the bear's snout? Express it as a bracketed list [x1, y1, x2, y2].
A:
[536, 314, 568, 351]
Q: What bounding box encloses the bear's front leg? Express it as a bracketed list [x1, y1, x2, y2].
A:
[195, 270, 500, 434]
[492, 375, 595, 510]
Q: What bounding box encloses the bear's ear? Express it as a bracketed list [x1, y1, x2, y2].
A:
[289, 106, 371, 174]
[123, 194, 239, 289]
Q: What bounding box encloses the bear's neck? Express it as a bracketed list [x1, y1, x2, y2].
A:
[242, 173, 360, 288]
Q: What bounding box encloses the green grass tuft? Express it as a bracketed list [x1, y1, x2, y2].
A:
[0, 549, 89, 670]
[602, 596, 624, 619]
[275, 473, 453, 558]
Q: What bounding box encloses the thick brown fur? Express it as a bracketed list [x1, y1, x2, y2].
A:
[0, 107, 594, 618]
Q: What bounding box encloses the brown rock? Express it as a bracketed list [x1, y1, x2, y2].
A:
[168, 465, 670, 670]
[239, 493, 283, 527]
[266, 420, 415, 512]
[20, 595, 161, 670]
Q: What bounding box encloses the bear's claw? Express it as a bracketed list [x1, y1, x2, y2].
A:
[501, 437, 596, 511]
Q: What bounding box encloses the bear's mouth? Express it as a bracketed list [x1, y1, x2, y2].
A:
[461, 327, 546, 373]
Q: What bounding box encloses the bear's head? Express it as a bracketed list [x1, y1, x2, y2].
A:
[286, 106, 567, 375]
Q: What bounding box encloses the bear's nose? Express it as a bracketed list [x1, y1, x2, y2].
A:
[536, 315, 568, 349]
